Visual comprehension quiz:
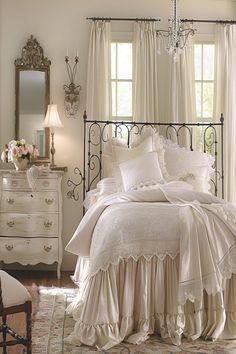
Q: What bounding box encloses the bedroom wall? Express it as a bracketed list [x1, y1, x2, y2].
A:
[0, 0, 235, 270]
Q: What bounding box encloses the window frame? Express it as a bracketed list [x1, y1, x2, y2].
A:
[194, 39, 216, 123]
[110, 32, 134, 121]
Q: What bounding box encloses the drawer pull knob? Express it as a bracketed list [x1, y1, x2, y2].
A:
[5, 244, 13, 251]
[11, 180, 18, 186]
[7, 221, 15, 227]
[44, 245, 52, 252]
[44, 221, 53, 229]
[6, 198, 14, 204]
[45, 198, 54, 205]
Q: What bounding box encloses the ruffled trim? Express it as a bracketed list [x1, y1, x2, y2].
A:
[65, 308, 231, 350]
[67, 257, 236, 350]
[88, 248, 179, 281]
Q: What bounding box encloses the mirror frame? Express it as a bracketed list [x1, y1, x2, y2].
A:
[15, 35, 51, 164]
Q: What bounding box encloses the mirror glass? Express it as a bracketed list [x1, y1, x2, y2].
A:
[19, 70, 46, 156]
[15, 35, 51, 163]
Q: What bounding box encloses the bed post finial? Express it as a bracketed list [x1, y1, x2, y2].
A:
[83, 110, 87, 120]
[220, 113, 224, 123]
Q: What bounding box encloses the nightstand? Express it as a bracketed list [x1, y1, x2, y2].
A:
[0, 169, 64, 278]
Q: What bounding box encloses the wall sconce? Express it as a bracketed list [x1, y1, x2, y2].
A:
[64, 56, 82, 118]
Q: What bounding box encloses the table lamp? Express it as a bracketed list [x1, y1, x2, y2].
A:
[42, 104, 63, 167]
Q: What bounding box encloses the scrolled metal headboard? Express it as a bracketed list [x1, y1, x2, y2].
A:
[67, 111, 224, 201]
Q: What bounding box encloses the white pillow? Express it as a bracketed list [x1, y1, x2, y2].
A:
[102, 137, 127, 178]
[83, 177, 119, 210]
[163, 144, 214, 193]
[119, 151, 165, 192]
[112, 135, 153, 164]
[102, 132, 167, 182]
[103, 136, 154, 183]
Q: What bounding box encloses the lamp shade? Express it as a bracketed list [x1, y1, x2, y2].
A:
[42, 104, 63, 128]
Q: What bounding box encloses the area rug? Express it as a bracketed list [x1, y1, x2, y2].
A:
[32, 286, 236, 354]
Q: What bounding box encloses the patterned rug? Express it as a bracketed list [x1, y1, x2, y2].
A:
[32, 286, 236, 354]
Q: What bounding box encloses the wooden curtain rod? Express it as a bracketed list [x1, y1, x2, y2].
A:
[86, 17, 160, 22]
[181, 18, 236, 24]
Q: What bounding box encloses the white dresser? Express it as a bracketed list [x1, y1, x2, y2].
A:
[0, 169, 63, 278]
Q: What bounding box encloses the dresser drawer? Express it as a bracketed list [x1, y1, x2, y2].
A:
[2, 175, 58, 191]
[1, 191, 58, 212]
[0, 237, 59, 264]
[0, 213, 59, 237]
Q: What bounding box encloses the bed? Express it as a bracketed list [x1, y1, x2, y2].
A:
[65, 112, 236, 350]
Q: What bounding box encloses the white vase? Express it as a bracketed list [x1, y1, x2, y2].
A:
[14, 159, 29, 171]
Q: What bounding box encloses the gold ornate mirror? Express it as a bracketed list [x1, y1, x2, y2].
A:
[15, 35, 51, 163]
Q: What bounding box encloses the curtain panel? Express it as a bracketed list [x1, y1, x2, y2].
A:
[215, 24, 236, 204]
[86, 21, 111, 120]
[169, 26, 196, 124]
[133, 21, 159, 123]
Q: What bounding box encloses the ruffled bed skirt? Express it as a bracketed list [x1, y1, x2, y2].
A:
[66, 255, 236, 350]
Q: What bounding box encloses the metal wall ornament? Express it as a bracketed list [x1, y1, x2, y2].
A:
[64, 56, 81, 118]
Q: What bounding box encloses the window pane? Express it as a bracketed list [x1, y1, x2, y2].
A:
[117, 82, 132, 116]
[117, 43, 132, 80]
[194, 44, 202, 80]
[112, 81, 116, 116]
[203, 44, 215, 80]
[203, 82, 214, 118]
[111, 43, 116, 80]
[195, 82, 202, 118]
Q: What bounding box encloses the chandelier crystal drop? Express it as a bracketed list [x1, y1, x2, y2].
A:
[157, 0, 196, 57]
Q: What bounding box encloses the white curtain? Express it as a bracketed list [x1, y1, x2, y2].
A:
[86, 21, 111, 120]
[169, 29, 196, 123]
[215, 24, 236, 203]
[133, 21, 159, 122]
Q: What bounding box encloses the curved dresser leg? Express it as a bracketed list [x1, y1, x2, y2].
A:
[57, 263, 61, 279]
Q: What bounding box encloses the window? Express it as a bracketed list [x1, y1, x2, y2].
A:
[194, 43, 215, 122]
[111, 42, 133, 120]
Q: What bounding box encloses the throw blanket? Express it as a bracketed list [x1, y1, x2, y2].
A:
[66, 181, 236, 305]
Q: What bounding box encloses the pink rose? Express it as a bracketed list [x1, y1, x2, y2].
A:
[27, 144, 33, 154]
[12, 146, 19, 157]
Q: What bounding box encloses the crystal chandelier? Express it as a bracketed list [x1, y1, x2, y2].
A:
[157, 0, 195, 57]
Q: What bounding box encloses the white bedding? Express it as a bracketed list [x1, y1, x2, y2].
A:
[65, 181, 236, 349]
[66, 181, 236, 303]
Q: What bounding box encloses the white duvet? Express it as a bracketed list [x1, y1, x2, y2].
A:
[66, 181, 236, 305]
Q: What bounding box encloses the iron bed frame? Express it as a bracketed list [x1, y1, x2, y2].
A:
[67, 111, 224, 202]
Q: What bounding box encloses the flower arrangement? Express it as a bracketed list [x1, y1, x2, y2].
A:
[1, 139, 39, 164]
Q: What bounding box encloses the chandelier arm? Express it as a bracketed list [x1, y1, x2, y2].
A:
[157, 0, 196, 56]
[178, 28, 196, 35]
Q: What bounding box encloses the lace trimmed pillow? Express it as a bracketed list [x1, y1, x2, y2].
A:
[119, 151, 165, 192]
[102, 135, 154, 186]
[162, 141, 215, 193]
[102, 130, 168, 184]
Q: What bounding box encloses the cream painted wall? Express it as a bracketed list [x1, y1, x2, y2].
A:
[0, 0, 235, 270]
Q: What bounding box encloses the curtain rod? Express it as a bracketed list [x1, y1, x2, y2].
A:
[181, 18, 236, 24]
[86, 17, 160, 22]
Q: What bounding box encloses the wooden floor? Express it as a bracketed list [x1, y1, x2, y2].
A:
[7, 269, 75, 288]
[1, 270, 75, 354]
